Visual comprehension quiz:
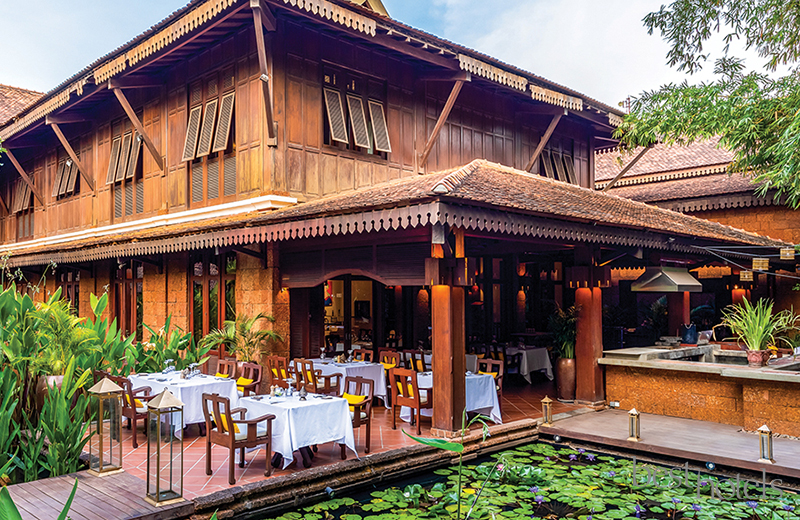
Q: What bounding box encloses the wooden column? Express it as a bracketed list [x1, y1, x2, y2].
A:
[575, 286, 604, 405]
[667, 291, 691, 337]
[431, 285, 466, 435]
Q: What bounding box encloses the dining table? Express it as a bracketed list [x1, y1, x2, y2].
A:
[399, 371, 502, 425]
[240, 393, 357, 469]
[300, 358, 388, 404]
[465, 346, 553, 382]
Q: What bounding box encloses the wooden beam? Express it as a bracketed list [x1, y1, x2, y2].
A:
[518, 105, 569, 116]
[420, 71, 471, 82]
[48, 122, 95, 192]
[45, 113, 90, 125]
[108, 76, 164, 89]
[250, 0, 276, 31]
[419, 79, 465, 169]
[5, 149, 44, 206]
[110, 87, 165, 172]
[600, 144, 653, 192]
[524, 110, 564, 173]
[252, 1, 276, 140]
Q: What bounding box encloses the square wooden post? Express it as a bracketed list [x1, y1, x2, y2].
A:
[667, 291, 691, 337]
[575, 286, 604, 405]
[431, 285, 466, 436]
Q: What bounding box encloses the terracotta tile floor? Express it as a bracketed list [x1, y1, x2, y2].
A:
[114, 378, 579, 500]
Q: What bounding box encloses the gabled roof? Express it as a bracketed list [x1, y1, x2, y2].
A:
[346, 0, 388, 16]
[0, 84, 43, 126]
[607, 172, 757, 204]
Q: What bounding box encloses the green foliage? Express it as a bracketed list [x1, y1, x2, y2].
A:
[619, 0, 800, 207]
[0, 370, 20, 482]
[38, 358, 93, 477]
[81, 293, 136, 376]
[34, 288, 99, 376]
[130, 315, 208, 372]
[200, 312, 282, 363]
[722, 298, 798, 351]
[548, 305, 578, 359]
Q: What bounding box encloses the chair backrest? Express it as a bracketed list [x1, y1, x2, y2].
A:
[93, 369, 110, 385]
[342, 376, 374, 416]
[351, 349, 374, 362]
[384, 338, 399, 350]
[477, 358, 504, 379]
[504, 351, 522, 370]
[295, 358, 319, 388]
[240, 362, 262, 386]
[266, 355, 291, 383]
[389, 367, 420, 408]
[217, 358, 238, 378]
[111, 375, 138, 414]
[202, 392, 235, 443]
[378, 349, 400, 370]
[491, 343, 506, 361]
[408, 351, 428, 372]
[472, 343, 490, 358]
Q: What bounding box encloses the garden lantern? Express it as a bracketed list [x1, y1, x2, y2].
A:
[740, 270, 754, 282]
[146, 389, 184, 506]
[757, 424, 775, 464]
[628, 408, 641, 442]
[780, 248, 795, 261]
[541, 396, 553, 427]
[87, 377, 124, 476]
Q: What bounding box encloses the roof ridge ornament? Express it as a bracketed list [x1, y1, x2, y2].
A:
[430, 160, 482, 195]
[283, 0, 377, 36]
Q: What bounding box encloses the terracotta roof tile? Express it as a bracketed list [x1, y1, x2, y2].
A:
[607, 173, 758, 203]
[595, 138, 734, 182]
[0, 84, 43, 125]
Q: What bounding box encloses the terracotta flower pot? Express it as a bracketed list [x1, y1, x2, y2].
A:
[746, 349, 771, 368]
[556, 358, 576, 402]
[35, 374, 64, 411]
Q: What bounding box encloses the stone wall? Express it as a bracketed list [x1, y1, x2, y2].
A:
[606, 365, 800, 436]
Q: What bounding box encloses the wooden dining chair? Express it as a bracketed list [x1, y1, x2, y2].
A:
[407, 350, 428, 372]
[351, 349, 373, 362]
[216, 358, 238, 379]
[477, 358, 504, 415]
[111, 375, 155, 449]
[389, 367, 432, 435]
[266, 355, 294, 388]
[340, 376, 374, 458]
[237, 362, 263, 397]
[378, 350, 400, 405]
[296, 358, 340, 395]
[202, 393, 275, 485]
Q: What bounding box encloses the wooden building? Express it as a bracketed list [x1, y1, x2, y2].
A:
[0, 0, 786, 433]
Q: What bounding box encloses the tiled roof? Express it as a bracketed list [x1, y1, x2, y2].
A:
[607, 173, 758, 203]
[595, 137, 734, 182]
[0, 84, 42, 125]
[0, 160, 783, 264]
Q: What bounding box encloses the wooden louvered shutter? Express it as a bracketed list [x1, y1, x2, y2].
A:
[368, 100, 392, 153]
[196, 99, 218, 158]
[136, 181, 144, 214]
[106, 137, 121, 185]
[191, 162, 204, 203]
[563, 155, 577, 184]
[12, 182, 21, 213]
[116, 132, 133, 182]
[125, 182, 134, 216]
[65, 160, 80, 194]
[212, 91, 235, 153]
[346, 95, 370, 148]
[207, 157, 220, 200]
[52, 162, 66, 198]
[16, 182, 24, 213]
[181, 105, 203, 162]
[21, 183, 31, 211]
[324, 88, 348, 144]
[114, 187, 123, 219]
[58, 162, 71, 196]
[553, 152, 568, 183]
[126, 134, 142, 180]
[223, 155, 236, 197]
[541, 150, 556, 179]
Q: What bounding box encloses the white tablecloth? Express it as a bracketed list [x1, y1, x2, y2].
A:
[295, 359, 388, 403]
[129, 372, 239, 432]
[241, 394, 357, 469]
[507, 347, 553, 382]
[399, 372, 502, 425]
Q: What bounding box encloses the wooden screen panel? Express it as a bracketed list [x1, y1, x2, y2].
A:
[207, 157, 220, 200]
[541, 150, 556, 179]
[324, 88, 349, 144]
[181, 105, 203, 162]
[191, 162, 203, 203]
[114, 187, 122, 219]
[212, 91, 235, 153]
[196, 99, 219, 158]
[223, 155, 236, 196]
[125, 134, 142, 180]
[563, 155, 577, 184]
[65, 160, 79, 194]
[106, 137, 121, 185]
[346, 95, 370, 148]
[136, 181, 144, 214]
[553, 151, 568, 183]
[125, 182, 134, 216]
[51, 161, 66, 198]
[115, 132, 133, 182]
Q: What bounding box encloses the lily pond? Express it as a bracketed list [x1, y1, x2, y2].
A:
[268, 443, 800, 520]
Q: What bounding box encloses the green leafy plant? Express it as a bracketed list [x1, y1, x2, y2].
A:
[39, 357, 93, 477]
[0, 369, 20, 484]
[129, 315, 208, 372]
[34, 288, 99, 376]
[80, 293, 136, 376]
[722, 299, 798, 351]
[548, 305, 578, 359]
[0, 478, 77, 520]
[200, 313, 282, 363]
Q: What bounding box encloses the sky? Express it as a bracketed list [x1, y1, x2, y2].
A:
[0, 0, 771, 109]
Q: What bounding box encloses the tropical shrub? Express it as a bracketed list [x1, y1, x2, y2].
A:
[201, 313, 282, 363]
[548, 305, 578, 359]
[129, 315, 209, 372]
[722, 298, 798, 351]
[34, 288, 99, 376]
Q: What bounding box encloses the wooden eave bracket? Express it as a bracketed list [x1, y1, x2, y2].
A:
[252, 0, 277, 144]
[600, 144, 654, 192]
[524, 109, 566, 173]
[5, 149, 44, 206]
[232, 244, 266, 268]
[110, 85, 165, 172]
[418, 79, 467, 170]
[46, 118, 95, 192]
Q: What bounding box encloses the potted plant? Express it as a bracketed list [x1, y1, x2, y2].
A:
[201, 313, 283, 364]
[548, 305, 578, 402]
[721, 298, 798, 367]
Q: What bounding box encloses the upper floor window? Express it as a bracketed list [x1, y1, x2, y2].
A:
[51, 153, 80, 201]
[11, 178, 34, 241]
[322, 69, 391, 156]
[105, 119, 144, 220]
[540, 138, 577, 185]
[182, 70, 237, 207]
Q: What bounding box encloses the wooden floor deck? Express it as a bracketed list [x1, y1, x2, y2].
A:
[6, 470, 194, 520]
[540, 409, 800, 480]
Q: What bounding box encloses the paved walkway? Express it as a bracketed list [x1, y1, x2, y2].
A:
[540, 409, 800, 480]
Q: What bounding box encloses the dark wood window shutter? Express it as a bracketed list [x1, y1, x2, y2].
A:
[106, 137, 122, 185]
[541, 150, 556, 179]
[116, 132, 133, 182]
[553, 151, 568, 183]
[65, 160, 80, 194]
[114, 186, 123, 219]
[126, 134, 142, 180]
[21, 183, 31, 211]
[563, 155, 577, 184]
[346, 95, 370, 148]
[136, 180, 144, 214]
[368, 100, 392, 153]
[12, 182, 21, 213]
[190, 82, 202, 106]
[212, 91, 235, 153]
[223, 155, 236, 197]
[196, 99, 219, 158]
[324, 88, 349, 144]
[52, 161, 66, 198]
[207, 157, 220, 200]
[125, 182, 134, 216]
[15, 182, 24, 213]
[181, 105, 203, 162]
[58, 162, 71, 196]
[191, 162, 204, 203]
